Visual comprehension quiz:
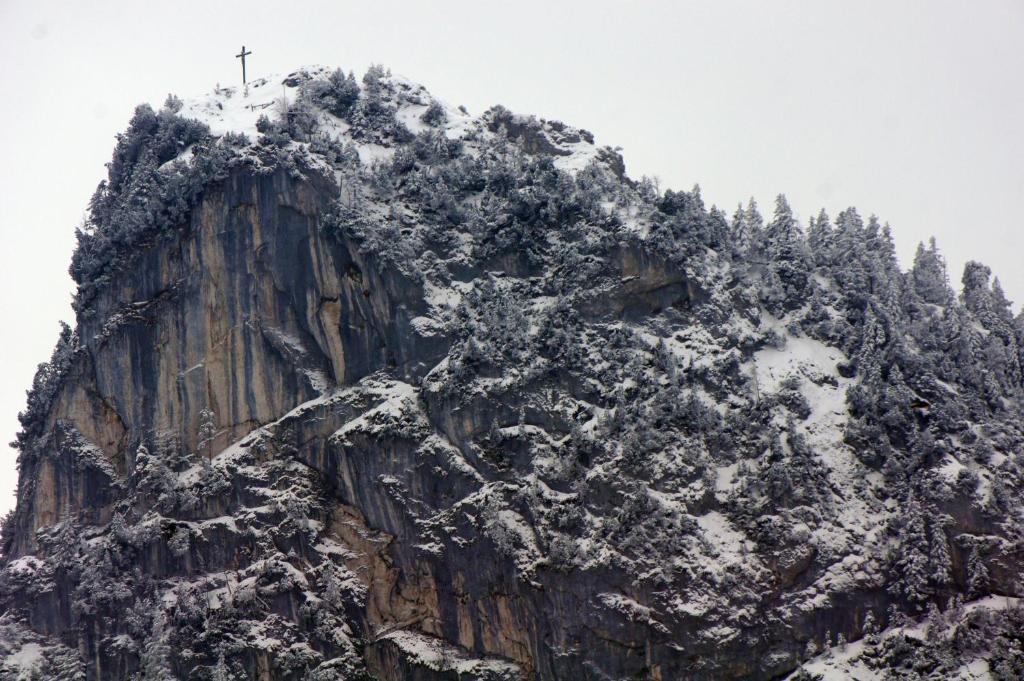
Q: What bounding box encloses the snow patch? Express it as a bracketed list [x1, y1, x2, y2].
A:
[5, 642, 43, 673]
[696, 511, 750, 563]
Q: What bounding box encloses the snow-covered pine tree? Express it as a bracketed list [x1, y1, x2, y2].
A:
[140, 611, 175, 680]
[760, 194, 812, 312]
[928, 518, 953, 590]
[806, 208, 832, 268]
[893, 502, 931, 610]
[967, 546, 989, 598]
[197, 407, 217, 460]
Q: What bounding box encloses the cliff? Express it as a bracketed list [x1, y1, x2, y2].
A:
[2, 66, 1023, 680]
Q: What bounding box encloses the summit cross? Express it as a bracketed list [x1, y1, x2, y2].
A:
[236, 45, 252, 85]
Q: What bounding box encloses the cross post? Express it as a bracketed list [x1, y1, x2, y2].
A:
[236, 45, 252, 85]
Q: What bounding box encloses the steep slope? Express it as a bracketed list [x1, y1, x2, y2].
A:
[2, 65, 1023, 680]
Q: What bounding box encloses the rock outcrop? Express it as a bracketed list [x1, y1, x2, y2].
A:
[2, 66, 1023, 680]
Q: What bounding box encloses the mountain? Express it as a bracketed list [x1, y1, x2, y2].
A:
[2, 64, 1023, 680]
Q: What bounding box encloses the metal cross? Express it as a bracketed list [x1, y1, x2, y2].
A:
[236, 45, 252, 85]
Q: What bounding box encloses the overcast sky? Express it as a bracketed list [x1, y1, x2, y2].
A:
[1, 0, 1022, 515]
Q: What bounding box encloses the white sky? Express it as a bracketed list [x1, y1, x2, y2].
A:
[1, 0, 1022, 515]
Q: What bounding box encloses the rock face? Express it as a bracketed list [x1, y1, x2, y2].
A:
[2, 66, 1024, 680]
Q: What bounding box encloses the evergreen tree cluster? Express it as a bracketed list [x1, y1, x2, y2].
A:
[68, 99, 240, 312]
[11, 322, 77, 454]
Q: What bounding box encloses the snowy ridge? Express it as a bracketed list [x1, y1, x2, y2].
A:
[176, 65, 604, 175]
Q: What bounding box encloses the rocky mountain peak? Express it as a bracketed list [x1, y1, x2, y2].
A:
[2, 63, 1023, 680]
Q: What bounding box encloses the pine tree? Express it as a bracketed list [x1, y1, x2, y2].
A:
[745, 198, 764, 238]
[864, 216, 902, 313]
[832, 208, 869, 298]
[322, 562, 344, 611]
[707, 205, 731, 249]
[894, 502, 931, 609]
[110, 512, 136, 546]
[731, 198, 764, 256]
[928, 519, 953, 588]
[140, 611, 175, 680]
[211, 652, 232, 681]
[730, 204, 750, 255]
[992, 277, 1013, 312]
[764, 195, 812, 299]
[887, 603, 908, 627]
[967, 546, 989, 598]
[134, 443, 152, 478]
[168, 526, 190, 558]
[926, 601, 945, 642]
[910, 238, 953, 305]
[488, 417, 503, 444]
[856, 306, 887, 384]
[419, 99, 446, 127]
[862, 610, 878, 644]
[137, 441, 179, 511]
[323, 68, 361, 117]
[961, 261, 994, 318]
[197, 407, 217, 461]
[949, 593, 965, 620]
[806, 208, 832, 268]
